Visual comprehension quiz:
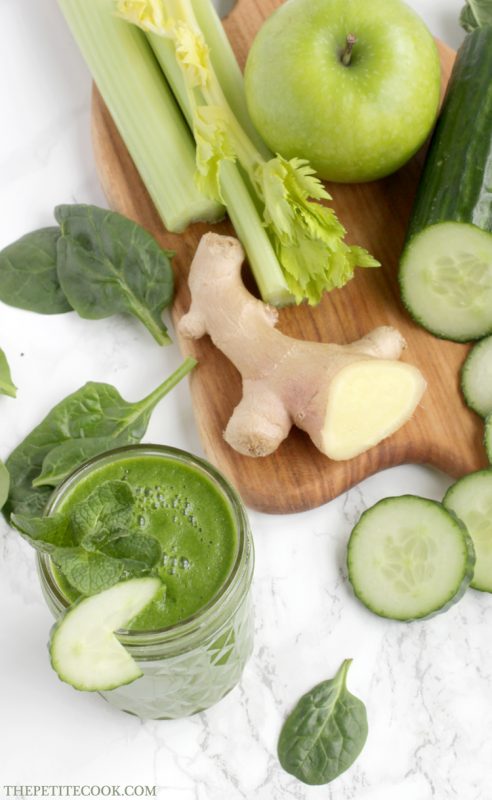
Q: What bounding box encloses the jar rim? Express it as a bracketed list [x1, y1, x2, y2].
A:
[38, 444, 252, 647]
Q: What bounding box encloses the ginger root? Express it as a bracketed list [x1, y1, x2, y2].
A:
[179, 233, 426, 460]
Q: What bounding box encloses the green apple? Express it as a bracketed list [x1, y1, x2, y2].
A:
[244, 0, 441, 183]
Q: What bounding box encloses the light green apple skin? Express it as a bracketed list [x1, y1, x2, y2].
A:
[244, 0, 442, 183]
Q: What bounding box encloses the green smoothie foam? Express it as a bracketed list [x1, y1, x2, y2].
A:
[53, 453, 238, 630]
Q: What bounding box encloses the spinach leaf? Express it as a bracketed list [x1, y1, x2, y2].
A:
[11, 513, 75, 553]
[277, 659, 368, 786]
[0, 461, 10, 510]
[55, 204, 174, 345]
[0, 207, 175, 343]
[52, 548, 125, 596]
[460, 0, 492, 30]
[32, 437, 132, 489]
[0, 348, 17, 398]
[0, 228, 70, 314]
[4, 357, 196, 518]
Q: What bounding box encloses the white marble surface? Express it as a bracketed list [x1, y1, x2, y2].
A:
[1, 1, 489, 798]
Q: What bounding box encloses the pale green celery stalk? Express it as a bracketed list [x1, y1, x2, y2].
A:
[145, 30, 293, 305]
[117, 0, 380, 305]
[189, 0, 271, 159]
[57, 0, 224, 233]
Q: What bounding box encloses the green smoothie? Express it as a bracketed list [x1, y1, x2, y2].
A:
[54, 452, 239, 630]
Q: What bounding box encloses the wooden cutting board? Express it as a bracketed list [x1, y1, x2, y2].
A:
[91, 1, 487, 514]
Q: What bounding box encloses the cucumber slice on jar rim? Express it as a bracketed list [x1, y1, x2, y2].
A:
[444, 470, 492, 593]
[347, 495, 475, 621]
[399, 223, 492, 342]
[49, 577, 161, 692]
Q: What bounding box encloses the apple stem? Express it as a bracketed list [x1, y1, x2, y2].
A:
[341, 34, 357, 67]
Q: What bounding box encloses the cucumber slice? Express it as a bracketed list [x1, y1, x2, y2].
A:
[444, 470, 492, 592]
[347, 496, 475, 621]
[461, 336, 492, 417]
[49, 577, 161, 691]
[485, 419, 492, 463]
[400, 223, 492, 342]
[399, 27, 492, 343]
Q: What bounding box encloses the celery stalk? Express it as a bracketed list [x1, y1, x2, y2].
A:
[189, 0, 271, 158]
[145, 30, 292, 305]
[219, 163, 293, 305]
[57, 0, 224, 233]
[117, 0, 380, 305]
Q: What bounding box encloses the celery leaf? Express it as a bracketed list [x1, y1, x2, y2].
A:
[115, 0, 166, 33]
[195, 106, 237, 201]
[118, 0, 380, 307]
[258, 157, 380, 304]
[173, 21, 210, 88]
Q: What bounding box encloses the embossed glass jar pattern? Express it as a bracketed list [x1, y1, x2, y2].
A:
[37, 445, 255, 719]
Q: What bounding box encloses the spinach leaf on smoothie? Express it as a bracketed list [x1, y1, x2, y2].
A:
[55, 204, 174, 345]
[52, 548, 125, 596]
[70, 480, 135, 547]
[11, 512, 75, 552]
[12, 480, 162, 596]
[71, 483, 162, 572]
[278, 659, 368, 785]
[4, 357, 196, 519]
[100, 533, 162, 574]
[0, 348, 17, 398]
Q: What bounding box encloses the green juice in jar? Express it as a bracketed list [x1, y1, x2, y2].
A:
[39, 445, 254, 719]
[54, 452, 238, 630]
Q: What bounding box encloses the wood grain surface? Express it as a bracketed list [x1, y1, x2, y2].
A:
[91, 2, 488, 513]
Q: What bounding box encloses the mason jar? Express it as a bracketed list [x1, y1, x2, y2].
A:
[37, 445, 254, 720]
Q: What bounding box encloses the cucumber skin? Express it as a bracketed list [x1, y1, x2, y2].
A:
[48, 577, 160, 692]
[49, 620, 142, 693]
[484, 420, 492, 464]
[444, 469, 492, 593]
[405, 27, 492, 240]
[399, 223, 492, 343]
[461, 335, 492, 418]
[347, 496, 476, 622]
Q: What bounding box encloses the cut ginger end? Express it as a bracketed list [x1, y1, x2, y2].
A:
[320, 360, 426, 461]
[178, 232, 427, 462]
